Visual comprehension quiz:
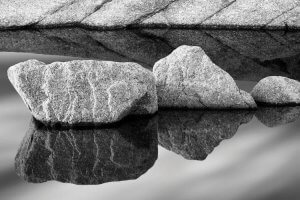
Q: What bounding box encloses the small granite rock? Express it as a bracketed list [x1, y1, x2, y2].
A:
[158, 110, 254, 160]
[15, 116, 158, 185]
[255, 106, 300, 127]
[153, 45, 257, 109]
[251, 76, 300, 105]
[8, 59, 157, 125]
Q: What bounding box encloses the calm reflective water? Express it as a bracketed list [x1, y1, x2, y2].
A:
[0, 29, 300, 200]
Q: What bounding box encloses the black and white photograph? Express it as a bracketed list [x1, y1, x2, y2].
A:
[0, 0, 300, 200]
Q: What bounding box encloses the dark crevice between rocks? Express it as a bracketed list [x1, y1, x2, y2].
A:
[130, 0, 181, 25]
[238, 89, 254, 109]
[80, 0, 115, 22]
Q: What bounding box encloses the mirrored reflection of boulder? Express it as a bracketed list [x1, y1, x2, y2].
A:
[15, 117, 158, 185]
[158, 110, 254, 160]
[255, 106, 300, 127]
[1, 29, 300, 81]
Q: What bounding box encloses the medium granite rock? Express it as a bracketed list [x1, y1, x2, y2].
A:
[255, 106, 300, 127]
[0, 0, 299, 29]
[8, 59, 157, 125]
[158, 110, 254, 160]
[153, 45, 257, 109]
[251, 76, 300, 105]
[15, 116, 158, 185]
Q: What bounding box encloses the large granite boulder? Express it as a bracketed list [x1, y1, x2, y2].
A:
[251, 76, 300, 105]
[0, 0, 299, 29]
[15, 116, 158, 185]
[153, 45, 257, 109]
[158, 110, 254, 160]
[8, 59, 157, 125]
[255, 106, 300, 127]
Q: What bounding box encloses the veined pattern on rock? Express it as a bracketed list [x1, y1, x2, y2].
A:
[15, 117, 158, 185]
[7, 60, 158, 125]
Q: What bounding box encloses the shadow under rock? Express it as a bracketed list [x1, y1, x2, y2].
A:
[1, 28, 300, 81]
[158, 110, 254, 160]
[15, 116, 158, 185]
[255, 106, 300, 127]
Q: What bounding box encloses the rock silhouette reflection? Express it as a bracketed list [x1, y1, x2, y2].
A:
[158, 110, 254, 160]
[15, 117, 158, 185]
[1, 29, 299, 81]
[256, 106, 300, 127]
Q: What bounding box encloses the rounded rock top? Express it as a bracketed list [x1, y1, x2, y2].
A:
[153, 45, 257, 109]
[251, 76, 300, 105]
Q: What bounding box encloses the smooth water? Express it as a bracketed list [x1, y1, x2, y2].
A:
[0, 29, 300, 200]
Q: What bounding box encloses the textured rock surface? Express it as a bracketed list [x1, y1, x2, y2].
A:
[251, 76, 300, 105]
[158, 110, 254, 160]
[255, 106, 300, 127]
[153, 45, 257, 109]
[15, 116, 158, 185]
[8, 59, 157, 125]
[1, 29, 300, 82]
[0, 0, 300, 29]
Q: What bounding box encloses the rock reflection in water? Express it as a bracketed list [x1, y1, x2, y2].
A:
[15, 117, 158, 185]
[1, 29, 299, 81]
[158, 110, 254, 160]
[256, 106, 300, 127]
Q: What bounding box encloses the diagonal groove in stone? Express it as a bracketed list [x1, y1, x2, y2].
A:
[80, 0, 115, 22]
[36, 29, 86, 52]
[264, 3, 300, 26]
[36, 0, 78, 24]
[200, 0, 237, 24]
[133, 0, 181, 24]
[36, 28, 151, 67]
[266, 30, 300, 54]
[136, 30, 174, 49]
[264, 30, 287, 47]
[85, 33, 149, 66]
[195, 93, 208, 108]
[203, 30, 261, 63]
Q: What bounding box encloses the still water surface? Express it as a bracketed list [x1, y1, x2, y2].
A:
[1, 28, 300, 200]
